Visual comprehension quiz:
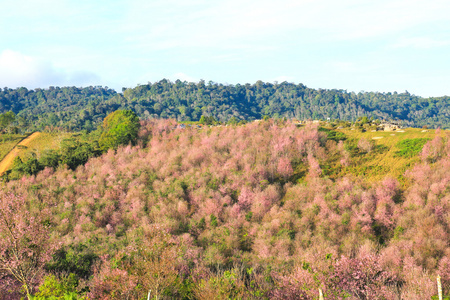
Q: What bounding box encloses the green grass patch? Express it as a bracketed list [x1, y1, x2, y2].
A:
[319, 127, 347, 142]
[395, 138, 430, 158]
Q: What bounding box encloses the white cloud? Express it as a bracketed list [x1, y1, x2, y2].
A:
[0, 50, 100, 88]
[0, 50, 59, 87]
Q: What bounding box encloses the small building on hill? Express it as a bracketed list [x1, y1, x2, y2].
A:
[379, 121, 402, 131]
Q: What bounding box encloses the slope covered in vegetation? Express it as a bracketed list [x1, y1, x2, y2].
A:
[1, 80, 450, 132]
[0, 132, 42, 176]
[0, 110, 140, 181]
[0, 119, 449, 299]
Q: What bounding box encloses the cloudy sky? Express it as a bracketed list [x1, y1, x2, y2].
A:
[1, 0, 450, 97]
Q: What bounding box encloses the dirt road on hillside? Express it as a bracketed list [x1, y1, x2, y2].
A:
[0, 132, 41, 175]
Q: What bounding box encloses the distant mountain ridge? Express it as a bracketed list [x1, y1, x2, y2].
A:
[1, 79, 449, 130]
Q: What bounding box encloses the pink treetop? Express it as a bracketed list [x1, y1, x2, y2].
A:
[307, 153, 321, 178]
[277, 157, 294, 179]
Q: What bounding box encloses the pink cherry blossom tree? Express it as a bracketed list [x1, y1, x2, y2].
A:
[0, 192, 56, 299]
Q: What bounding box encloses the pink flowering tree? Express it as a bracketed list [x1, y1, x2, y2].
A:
[131, 226, 183, 299]
[88, 254, 138, 300]
[0, 193, 56, 299]
[307, 153, 322, 178]
[357, 138, 373, 153]
[277, 157, 294, 180]
[330, 254, 397, 299]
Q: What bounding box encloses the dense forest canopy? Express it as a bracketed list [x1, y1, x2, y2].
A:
[1, 80, 449, 131]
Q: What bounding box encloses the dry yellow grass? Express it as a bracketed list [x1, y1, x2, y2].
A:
[0, 134, 27, 161]
[0, 132, 41, 175]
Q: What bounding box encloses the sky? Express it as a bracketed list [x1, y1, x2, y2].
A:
[1, 0, 450, 97]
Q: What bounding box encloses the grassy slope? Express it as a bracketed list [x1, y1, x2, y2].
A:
[16, 132, 74, 160]
[0, 133, 43, 175]
[0, 134, 27, 161]
[0, 132, 75, 175]
[329, 127, 440, 184]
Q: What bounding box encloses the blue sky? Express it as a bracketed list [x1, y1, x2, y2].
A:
[1, 0, 450, 97]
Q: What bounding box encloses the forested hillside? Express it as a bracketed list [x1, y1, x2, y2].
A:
[0, 86, 117, 131]
[1, 119, 449, 299]
[119, 80, 450, 128]
[1, 80, 450, 131]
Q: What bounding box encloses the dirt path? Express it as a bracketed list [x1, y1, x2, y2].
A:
[0, 132, 41, 175]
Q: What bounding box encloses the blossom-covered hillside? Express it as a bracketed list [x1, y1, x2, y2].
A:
[0, 120, 449, 299]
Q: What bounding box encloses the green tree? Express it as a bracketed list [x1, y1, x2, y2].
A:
[34, 274, 80, 299]
[59, 139, 99, 170]
[0, 111, 15, 130]
[199, 115, 217, 125]
[10, 153, 43, 177]
[359, 116, 369, 125]
[39, 150, 61, 169]
[98, 110, 140, 150]
[199, 115, 207, 125]
[227, 116, 238, 125]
